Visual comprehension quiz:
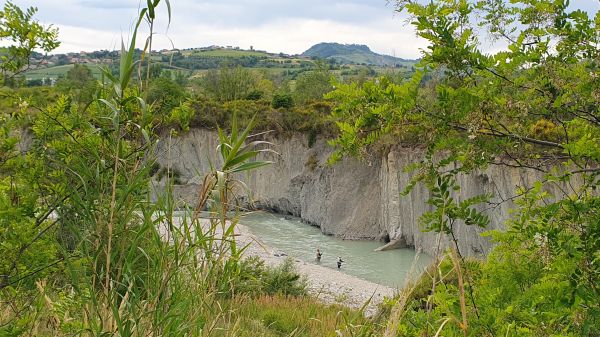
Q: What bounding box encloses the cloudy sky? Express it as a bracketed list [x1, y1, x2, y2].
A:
[10, 0, 600, 59]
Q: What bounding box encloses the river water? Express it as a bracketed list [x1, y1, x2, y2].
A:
[239, 212, 433, 288]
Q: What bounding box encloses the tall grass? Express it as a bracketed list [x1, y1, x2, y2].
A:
[0, 2, 287, 336]
[206, 295, 374, 337]
[0, 3, 457, 337]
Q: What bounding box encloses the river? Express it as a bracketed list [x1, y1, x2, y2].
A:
[239, 211, 433, 288]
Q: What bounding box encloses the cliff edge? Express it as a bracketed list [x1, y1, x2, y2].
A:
[154, 129, 553, 257]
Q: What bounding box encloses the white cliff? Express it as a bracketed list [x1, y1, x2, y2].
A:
[155, 128, 562, 257]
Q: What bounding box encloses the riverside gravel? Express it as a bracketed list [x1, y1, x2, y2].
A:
[236, 223, 396, 317]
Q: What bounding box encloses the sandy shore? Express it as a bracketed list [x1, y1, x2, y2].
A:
[235, 223, 396, 316]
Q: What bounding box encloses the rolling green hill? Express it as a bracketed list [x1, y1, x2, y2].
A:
[23, 44, 417, 83]
[24, 64, 104, 80]
[302, 42, 416, 67]
[183, 49, 271, 57]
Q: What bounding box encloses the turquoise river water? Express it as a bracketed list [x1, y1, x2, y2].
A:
[239, 212, 433, 288]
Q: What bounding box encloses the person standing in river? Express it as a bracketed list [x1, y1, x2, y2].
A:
[316, 248, 322, 262]
[337, 256, 344, 269]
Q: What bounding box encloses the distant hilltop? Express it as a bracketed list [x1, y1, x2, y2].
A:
[302, 42, 415, 67]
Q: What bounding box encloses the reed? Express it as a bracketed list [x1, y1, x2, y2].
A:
[0, 2, 283, 336]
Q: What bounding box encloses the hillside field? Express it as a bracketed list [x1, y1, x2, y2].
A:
[24, 64, 104, 80]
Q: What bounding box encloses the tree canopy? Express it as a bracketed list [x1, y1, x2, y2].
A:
[0, 1, 59, 82]
[330, 0, 599, 172]
[327, 0, 600, 335]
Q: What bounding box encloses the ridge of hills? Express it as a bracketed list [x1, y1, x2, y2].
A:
[23, 42, 416, 81]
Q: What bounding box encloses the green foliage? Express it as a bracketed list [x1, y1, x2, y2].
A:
[419, 174, 490, 236]
[200, 65, 261, 101]
[168, 98, 194, 131]
[392, 188, 600, 336]
[0, 1, 59, 81]
[147, 75, 186, 115]
[330, 0, 600, 170]
[327, 1, 600, 336]
[326, 74, 422, 162]
[271, 92, 294, 109]
[65, 63, 93, 84]
[237, 257, 307, 297]
[245, 89, 263, 100]
[180, 97, 334, 138]
[0, 184, 60, 288]
[203, 294, 378, 337]
[0, 86, 60, 114]
[481, 183, 600, 334]
[215, 112, 275, 175]
[0, 3, 311, 337]
[4, 1, 599, 336]
[293, 66, 334, 104]
[55, 64, 98, 104]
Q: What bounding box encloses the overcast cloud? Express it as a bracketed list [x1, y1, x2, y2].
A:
[9, 0, 600, 59]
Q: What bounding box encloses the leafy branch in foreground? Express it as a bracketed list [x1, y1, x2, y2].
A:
[0, 1, 59, 83]
[328, 0, 600, 335]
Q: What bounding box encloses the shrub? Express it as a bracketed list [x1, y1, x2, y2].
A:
[271, 93, 294, 109]
[237, 257, 307, 297]
[200, 66, 259, 101]
[245, 89, 263, 100]
[147, 76, 186, 116]
[168, 99, 195, 131]
[293, 69, 333, 104]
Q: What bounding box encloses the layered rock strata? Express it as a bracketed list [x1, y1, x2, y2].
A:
[155, 129, 561, 256]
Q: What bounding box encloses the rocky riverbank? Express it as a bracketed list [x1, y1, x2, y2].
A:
[235, 222, 396, 316]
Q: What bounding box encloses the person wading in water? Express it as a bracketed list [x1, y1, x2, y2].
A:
[337, 257, 344, 269]
[316, 249, 322, 262]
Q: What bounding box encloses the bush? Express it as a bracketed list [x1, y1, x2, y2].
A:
[168, 99, 194, 131]
[200, 66, 259, 101]
[245, 89, 263, 100]
[271, 93, 294, 109]
[183, 96, 337, 144]
[147, 76, 186, 116]
[237, 257, 307, 297]
[293, 69, 333, 104]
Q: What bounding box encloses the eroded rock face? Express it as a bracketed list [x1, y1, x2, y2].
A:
[154, 129, 555, 257]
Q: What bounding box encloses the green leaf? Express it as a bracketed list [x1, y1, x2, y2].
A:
[229, 161, 273, 173]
